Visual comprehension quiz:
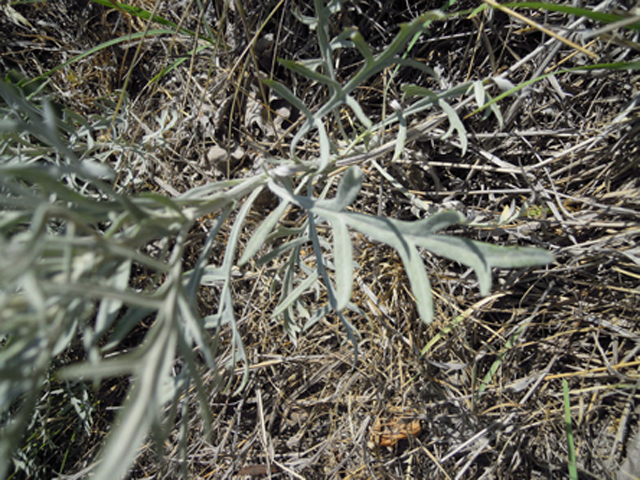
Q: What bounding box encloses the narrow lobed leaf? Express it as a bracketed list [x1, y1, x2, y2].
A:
[239, 200, 289, 266]
[331, 218, 353, 311]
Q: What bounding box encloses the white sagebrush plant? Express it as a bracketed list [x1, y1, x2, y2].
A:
[0, 2, 557, 479]
[238, 0, 553, 342]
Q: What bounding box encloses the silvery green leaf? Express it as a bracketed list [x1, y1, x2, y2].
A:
[327, 0, 343, 14]
[58, 349, 143, 380]
[0, 118, 22, 132]
[332, 213, 434, 322]
[412, 234, 492, 295]
[314, 0, 334, 78]
[314, 206, 550, 312]
[184, 204, 233, 302]
[221, 187, 263, 272]
[395, 58, 439, 80]
[283, 307, 301, 344]
[298, 58, 325, 71]
[215, 191, 263, 393]
[394, 210, 465, 235]
[392, 106, 407, 162]
[272, 269, 319, 319]
[320, 166, 363, 211]
[316, 116, 332, 172]
[342, 13, 438, 94]
[330, 31, 355, 50]
[177, 295, 216, 369]
[296, 300, 311, 324]
[303, 304, 332, 331]
[269, 163, 306, 178]
[331, 218, 353, 311]
[52, 308, 79, 356]
[262, 79, 313, 118]
[401, 84, 436, 97]
[202, 312, 225, 329]
[268, 179, 316, 211]
[470, 80, 503, 126]
[102, 306, 154, 353]
[279, 59, 343, 91]
[473, 80, 486, 108]
[469, 241, 555, 269]
[42, 99, 76, 162]
[267, 224, 307, 240]
[93, 315, 178, 480]
[267, 79, 330, 167]
[487, 91, 504, 129]
[77, 160, 115, 180]
[345, 95, 373, 129]
[492, 76, 516, 92]
[177, 177, 245, 199]
[399, 240, 434, 323]
[292, 6, 318, 29]
[198, 266, 226, 285]
[94, 259, 131, 336]
[347, 28, 374, 64]
[399, 85, 444, 118]
[257, 236, 309, 266]
[438, 98, 468, 154]
[239, 199, 289, 266]
[337, 310, 360, 363]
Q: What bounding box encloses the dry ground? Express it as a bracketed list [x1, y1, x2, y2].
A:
[1, 0, 639, 478]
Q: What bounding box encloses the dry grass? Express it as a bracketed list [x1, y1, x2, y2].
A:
[2, 0, 639, 478]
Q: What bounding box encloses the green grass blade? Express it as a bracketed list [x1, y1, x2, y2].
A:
[563, 379, 579, 480]
[28, 29, 181, 85]
[475, 323, 524, 397]
[149, 43, 212, 84]
[503, 2, 640, 30]
[469, 62, 640, 118]
[90, 0, 214, 39]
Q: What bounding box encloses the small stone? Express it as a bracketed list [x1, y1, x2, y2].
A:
[230, 146, 245, 161]
[207, 145, 228, 165]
